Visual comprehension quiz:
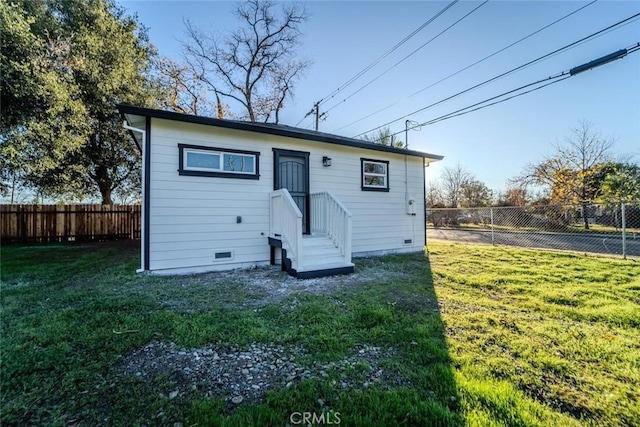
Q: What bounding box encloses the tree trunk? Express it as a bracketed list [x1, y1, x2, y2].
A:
[10, 171, 16, 204]
[100, 186, 113, 205]
[582, 203, 590, 230]
[92, 161, 114, 204]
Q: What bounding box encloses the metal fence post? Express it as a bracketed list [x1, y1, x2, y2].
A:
[490, 207, 495, 245]
[621, 201, 626, 259]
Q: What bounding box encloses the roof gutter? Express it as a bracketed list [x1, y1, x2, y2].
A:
[116, 104, 444, 161]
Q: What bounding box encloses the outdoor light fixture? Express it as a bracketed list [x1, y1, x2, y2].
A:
[322, 156, 332, 167]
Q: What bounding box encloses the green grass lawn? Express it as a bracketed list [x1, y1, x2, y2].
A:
[1, 240, 639, 426]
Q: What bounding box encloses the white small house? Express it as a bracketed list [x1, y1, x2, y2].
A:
[118, 105, 443, 278]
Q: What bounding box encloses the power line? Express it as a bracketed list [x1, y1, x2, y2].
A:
[393, 76, 571, 136]
[331, 0, 598, 133]
[294, 110, 311, 127]
[382, 43, 638, 139]
[323, 0, 489, 115]
[420, 78, 570, 126]
[353, 11, 640, 138]
[318, 0, 459, 107]
[294, 0, 459, 127]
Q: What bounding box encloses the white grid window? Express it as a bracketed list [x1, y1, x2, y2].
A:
[362, 159, 389, 191]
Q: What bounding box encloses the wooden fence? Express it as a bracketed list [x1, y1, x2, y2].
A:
[1, 204, 141, 244]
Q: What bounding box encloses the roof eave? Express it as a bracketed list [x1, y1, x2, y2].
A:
[116, 104, 444, 161]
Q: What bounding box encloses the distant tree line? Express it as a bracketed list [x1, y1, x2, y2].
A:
[427, 121, 640, 229]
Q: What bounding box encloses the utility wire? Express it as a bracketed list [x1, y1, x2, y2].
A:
[382, 42, 638, 139]
[294, 0, 459, 127]
[392, 75, 571, 137]
[323, 0, 489, 115]
[294, 109, 312, 127]
[420, 78, 570, 126]
[353, 11, 640, 138]
[319, 0, 458, 107]
[332, 0, 598, 133]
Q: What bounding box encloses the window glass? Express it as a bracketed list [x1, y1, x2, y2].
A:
[180, 144, 259, 179]
[364, 175, 385, 186]
[364, 162, 386, 174]
[186, 151, 220, 169]
[223, 153, 255, 173]
[362, 159, 389, 190]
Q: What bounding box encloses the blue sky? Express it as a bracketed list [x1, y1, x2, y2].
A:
[119, 0, 640, 193]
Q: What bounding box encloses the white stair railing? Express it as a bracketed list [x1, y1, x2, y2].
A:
[270, 189, 304, 271]
[310, 191, 352, 264]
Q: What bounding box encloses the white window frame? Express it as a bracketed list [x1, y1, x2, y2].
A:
[183, 148, 223, 173]
[361, 158, 389, 191]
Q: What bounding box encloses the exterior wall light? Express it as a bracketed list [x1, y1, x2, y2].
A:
[322, 156, 332, 167]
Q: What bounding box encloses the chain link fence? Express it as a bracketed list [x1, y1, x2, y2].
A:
[426, 201, 640, 259]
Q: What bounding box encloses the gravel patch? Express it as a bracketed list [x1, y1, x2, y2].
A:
[166, 258, 415, 310]
[118, 341, 408, 407]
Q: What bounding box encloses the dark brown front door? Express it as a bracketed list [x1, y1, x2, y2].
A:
[273, 149, 310, 234]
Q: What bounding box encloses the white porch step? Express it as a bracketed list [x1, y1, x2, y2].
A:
[270, 189, 353, 279]
[302, 236, 340, 256]
[303, 255, 350, 268]
[302, 235, 337, 247]
[297, 261, 355, 273]
[298, 234, 353, 274]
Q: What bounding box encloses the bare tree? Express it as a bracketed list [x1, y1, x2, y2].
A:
[511, 120, 616, 229]
[154, 56, 211, 116]
[362, 127, 405, 148]
[440, 164, 472, 208]
[426, 183, 444, 207]
[181, 0, 310, 123]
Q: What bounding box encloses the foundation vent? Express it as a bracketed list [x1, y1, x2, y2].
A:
[214, 251, 233, 260]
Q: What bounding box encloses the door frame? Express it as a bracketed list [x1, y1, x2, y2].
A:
[273, 148, 311, 234]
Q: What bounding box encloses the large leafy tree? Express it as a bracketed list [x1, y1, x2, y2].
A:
[1, 0, 160, 204]
[0, 0, 88, 199]
[598, 162, 640, 202]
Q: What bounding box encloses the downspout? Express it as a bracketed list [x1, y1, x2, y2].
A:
[123, 122, 146, 151]
[423, 158, 428, 250]
[122, 121, 147, 273]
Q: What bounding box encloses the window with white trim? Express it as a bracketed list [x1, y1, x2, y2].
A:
[361, 158, 389, 191]
[178, 144, 259, 179]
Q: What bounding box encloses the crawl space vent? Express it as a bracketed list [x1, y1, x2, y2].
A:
[214, 251, 233, 261]
[403, 239, 413, 246]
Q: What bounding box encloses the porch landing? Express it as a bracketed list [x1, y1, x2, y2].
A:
[269, 234, 354, 279]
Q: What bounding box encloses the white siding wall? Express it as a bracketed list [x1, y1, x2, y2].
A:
[147, 118, 427, 273]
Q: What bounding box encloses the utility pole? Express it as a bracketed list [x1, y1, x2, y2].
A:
[405, 120, 410, 149]
[305, 101, 327, 131]
[405, 119, 422, 149]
